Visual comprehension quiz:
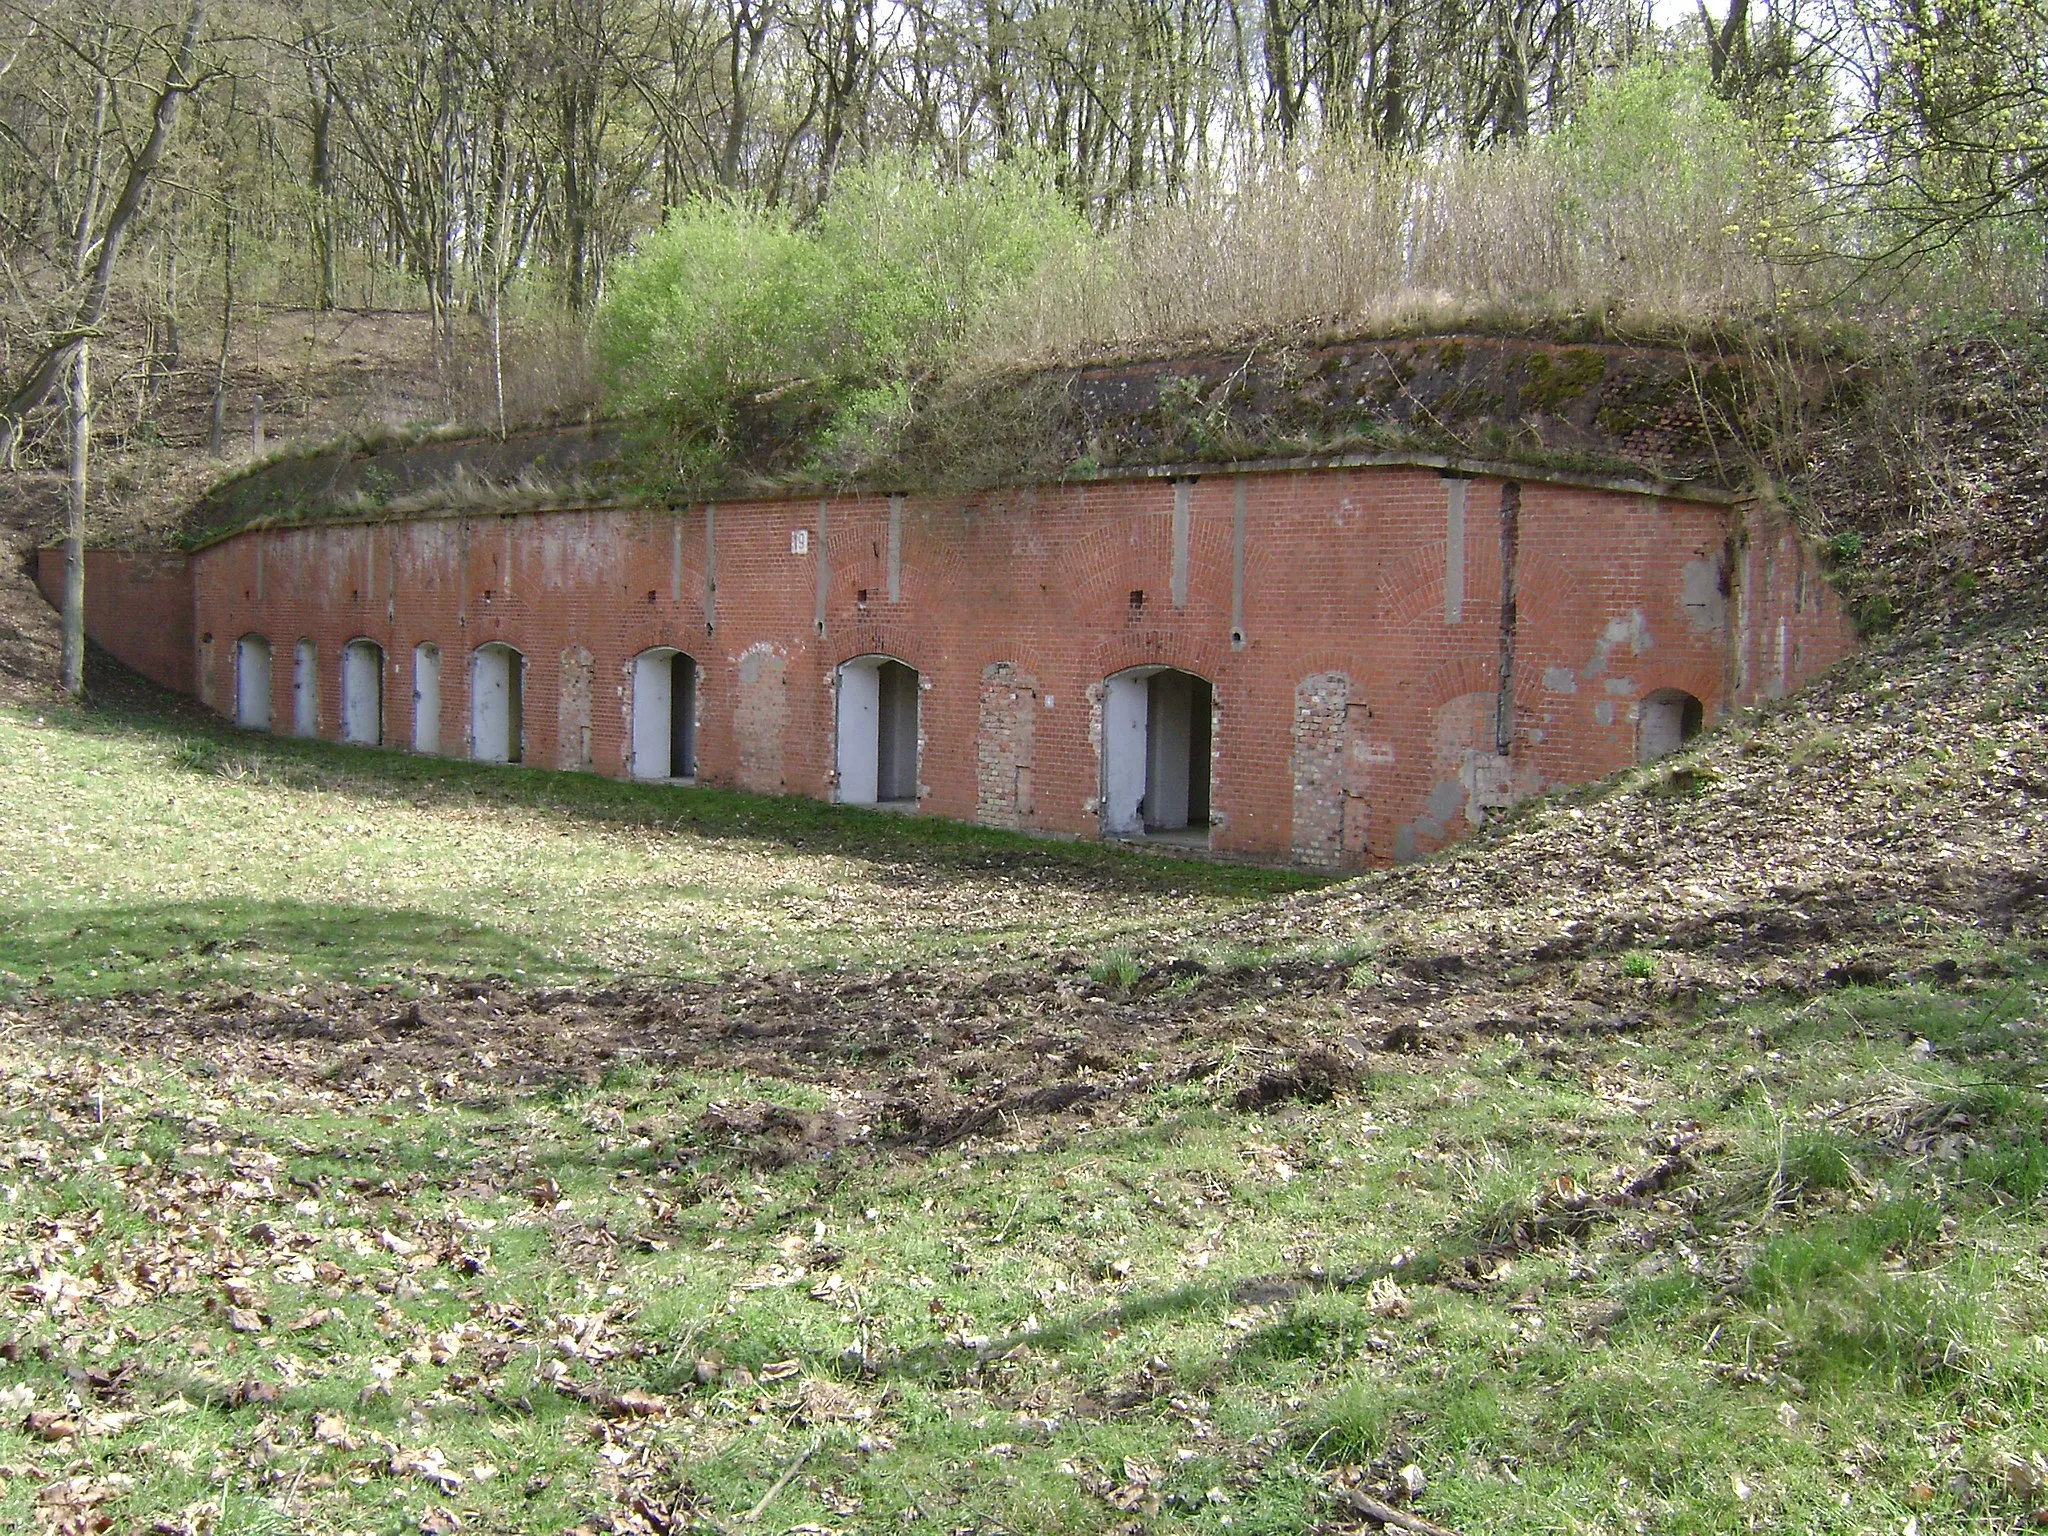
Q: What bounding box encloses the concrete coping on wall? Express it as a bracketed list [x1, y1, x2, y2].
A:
[1060, 448, 1756, 505]
[165, 448, 1756, 555]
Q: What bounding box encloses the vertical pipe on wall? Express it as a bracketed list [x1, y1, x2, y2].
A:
[1495, 483, 1521, 757]
[887, 495, 903, 603]
[704, 503, 717, 632]
[1171, 480, 1191, 609]
[1444, 478, 1466, 625]
[814, 499, 830, 634]
[1230, 477, 1247, 646]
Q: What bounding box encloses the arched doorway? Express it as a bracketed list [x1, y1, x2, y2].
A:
[1639, 688, 1704, 762]
[836, 656, 919, 807]
[1101, 666, 1212, 841]
[234, 635, 272, 731]
[470, 643, 524, 764]
[340, 639, 384, 745]
[631, 648, 698, 780]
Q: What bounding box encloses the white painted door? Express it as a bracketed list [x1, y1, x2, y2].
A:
[471, 646, 514, 762]
[341, 642, 383, 745]
[293, 640, 317, 736]
[1100, 670, 1150, 836]
[413, 644, 441, 755]
[835, 661, 880, 804]
[235, 637, 271, 731]
[631, 650, 672, 779]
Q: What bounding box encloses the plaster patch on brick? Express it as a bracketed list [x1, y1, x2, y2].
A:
[1681, 554, 1727, 634]
[557, 645, 593, 771]
[1582, 610, 1652, 679]
[734, 642, 788, 793]
[1542, 666, 1577, 693]
[1603, 677, 1636, 695]
[976, 662, 1038, 829]
[1595, 700, 1616, 725]
[1396, 689, 1533, 853]
[1459, 749, 1518, 822]
[1290, 671, 1349, 867]
[538, 517, 613, 590]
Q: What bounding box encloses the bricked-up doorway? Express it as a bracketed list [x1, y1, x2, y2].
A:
[292, 639, 318, 737]
[340, 639, 384, 745]
[836, 656, 919, 807]
[1639, 688, 1704, 761]
[1101, 667, 1213, 842]
[413, 643, 441, 755]
[631, 648, 698, 781]
[471, 643, 524, 764]
[234, 634, 271, 731]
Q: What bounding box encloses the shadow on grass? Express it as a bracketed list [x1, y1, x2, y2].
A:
[0, 897, 567, 998]
[53, 643, 1324, 902]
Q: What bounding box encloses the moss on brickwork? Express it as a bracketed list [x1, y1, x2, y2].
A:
[1518, 347, 1608, 411]
[178, 332, 1814, 547]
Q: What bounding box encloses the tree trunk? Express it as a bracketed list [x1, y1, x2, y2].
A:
[61, 341, 89, 697]
[0, 0, 208, 463]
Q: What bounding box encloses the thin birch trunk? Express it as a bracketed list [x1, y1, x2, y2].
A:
[60, 341, 89, 697]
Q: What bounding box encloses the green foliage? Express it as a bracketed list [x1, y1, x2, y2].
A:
[1620, 948, 1658, 979]
[1778, 1127, 1861, 1196]
[1559, 58, 1752, 216]
[1090, 948, 1144, 989]
[595, 159, 1090, 481]
[595, 197, 825, 424]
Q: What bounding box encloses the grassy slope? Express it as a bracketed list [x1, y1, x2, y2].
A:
[0, 683, 1307, 1000]
[0, 345, 2041, 1536]
[0, 626, 2040, 1535]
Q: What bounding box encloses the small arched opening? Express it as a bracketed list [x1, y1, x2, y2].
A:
[1638, 688, 1704, 763]
[340, 639, 385, 745]
[631, 648, 698, 781]
[471, 643, 524, 764]
[234, 634, 272, 731]
[836, 655, 919, 807]
[1101, 666, 1213, 843]
[413, 643, 442, 755]
[292, 639, 318, 736]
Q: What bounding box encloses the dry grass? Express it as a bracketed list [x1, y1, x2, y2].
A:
[971, 144, 1811, 370]
[443, 306, 600, 430]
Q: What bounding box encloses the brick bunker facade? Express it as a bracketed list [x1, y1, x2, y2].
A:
[152, 462, 1852, 867]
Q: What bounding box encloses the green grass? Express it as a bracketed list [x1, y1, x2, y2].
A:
[0, 972, 2040, 1534]
[0, 695, 2045, 1534]
[0, 695, 1312, 999]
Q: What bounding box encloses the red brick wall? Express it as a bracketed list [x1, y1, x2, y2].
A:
[35, 546, 194, 695]
[179, 465, 1856, 865]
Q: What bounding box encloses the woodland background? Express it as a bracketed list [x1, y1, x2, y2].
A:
[1, 0, 2044, 491]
